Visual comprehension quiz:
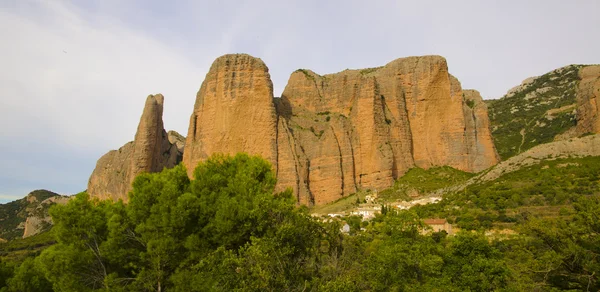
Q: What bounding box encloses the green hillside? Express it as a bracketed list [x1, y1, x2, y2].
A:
[413, 155, 600, 230]
[0, 190, 60, 241]
[0, 154, 599, 291]
[487, 65, 585, 160]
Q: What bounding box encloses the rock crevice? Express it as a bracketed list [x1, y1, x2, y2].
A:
[88, 54, 500, 205]
[88, 94, 184, 202]
[183, 54, 500, 205]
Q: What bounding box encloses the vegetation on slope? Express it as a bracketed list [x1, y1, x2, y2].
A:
[0, 230, 56, 263]
[413, 156, 600, 229]
[0, 153, 599, 291]
[378, 166, 474, 202]
[0, 190, 60, 240]
[487, 65, 584, 160]
[309, 166, 473, 215]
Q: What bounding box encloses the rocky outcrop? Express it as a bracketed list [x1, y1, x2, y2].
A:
[22, 195, 70, 238]
[0, 190, 67, 240]
[576, 65, 600, 135]
[183, 54, 499, 205]
[183, 54, 278, 177]
[463, 90, 501, 171]
[274, 56, 499, 204]
[88, 94, 184, 202]
[488, 64, 600, 160]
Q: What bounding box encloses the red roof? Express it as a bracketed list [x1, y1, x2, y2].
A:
[423, 219, 447, 225]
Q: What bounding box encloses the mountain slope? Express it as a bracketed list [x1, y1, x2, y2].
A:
[0, 190, 68, 240]
[487, 65, 583, 159]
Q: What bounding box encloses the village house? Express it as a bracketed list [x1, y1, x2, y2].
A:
[351, 207, 380, 219]
[423, 218, 453, 235]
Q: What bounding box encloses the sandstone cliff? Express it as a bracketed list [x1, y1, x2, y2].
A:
[87, 94, 184, 202]
[184, 54, 499, 205]
[183, 54, 278, 178]
[576, 65, 600, 135]
[276, 56, 499, 204]
[463, 90, 501, 171]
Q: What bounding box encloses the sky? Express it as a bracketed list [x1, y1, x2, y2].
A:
[1, 0, 599, 203]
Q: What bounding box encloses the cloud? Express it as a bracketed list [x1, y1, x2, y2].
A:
[0, 0, 212, 200]
[0, 0, 599, 202]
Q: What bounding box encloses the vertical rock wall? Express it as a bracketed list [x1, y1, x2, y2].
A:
[576, 65, 600, 135]
[88, 54, 499, 205]
[183, 54, 278, 177]
[87, 94, 183, 202]
[182, 54, 499, 205]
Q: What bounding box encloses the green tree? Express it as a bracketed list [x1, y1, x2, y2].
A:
[37, 192, 115, 291]
[0, 259, 14, 291]
[4, 257, 52, 292]
[444, 232, 511, 291]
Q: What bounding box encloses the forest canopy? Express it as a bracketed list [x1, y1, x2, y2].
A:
[0, 153, 599, 291]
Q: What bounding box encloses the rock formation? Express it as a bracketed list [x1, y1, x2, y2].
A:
[0, 189, 67, 240]
[576, 65, 600, 135]
[87, 94, 184, 202]
[184, 54, 499, 205]
[275, 56, 499, 204]
[463, 90, 502, 171]
[183, 54, 279, 177]
[22, 195, 70, 238]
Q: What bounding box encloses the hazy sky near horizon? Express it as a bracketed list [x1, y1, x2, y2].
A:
[1, 0, 599, 202]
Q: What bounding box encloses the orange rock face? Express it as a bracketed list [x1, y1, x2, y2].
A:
[576, 65, 600, 135]
[274, 56, 500, 204]
[183, 54, 278, 177]
[462, 90, 501, 171]
[184, 54, 499, 205]
[88, 94, 183, 202]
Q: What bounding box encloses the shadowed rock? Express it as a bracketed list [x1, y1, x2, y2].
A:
[87, 94, 184, 202]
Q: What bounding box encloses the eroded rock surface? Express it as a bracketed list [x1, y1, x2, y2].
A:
[88, 94, 183, 202]
[275, 56, 499, 204]
[183, 54, 499, 205]
[463, 90, 501, 171]
[183, 54, 278, 177]
[22, 195, 70, 238]
[576, 65, 600, 135]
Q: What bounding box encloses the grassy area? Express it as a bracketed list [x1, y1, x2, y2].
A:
[310, 192, 365, 215]
[311, 166, 473, 214]
[412, 156, 600, 230]
[0, 229, 56, 264]
[378, 166, 474, 202]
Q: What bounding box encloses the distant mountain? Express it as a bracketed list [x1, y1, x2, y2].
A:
[0, 190, 69, 241]
[487, 64, 600, 160]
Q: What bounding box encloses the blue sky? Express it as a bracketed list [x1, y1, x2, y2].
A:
[1, 0, 599, 203]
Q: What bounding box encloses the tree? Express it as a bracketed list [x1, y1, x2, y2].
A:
[4, 257, 52, 292]
[37, 192, 115, 291]
[444, 232, 511, 291]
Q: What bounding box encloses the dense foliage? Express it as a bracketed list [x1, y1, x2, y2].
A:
[1, 153, 599, 291]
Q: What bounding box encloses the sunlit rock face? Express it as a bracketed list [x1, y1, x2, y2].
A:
[88, 94, 183, 202]
[184, 54, 499, 205]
